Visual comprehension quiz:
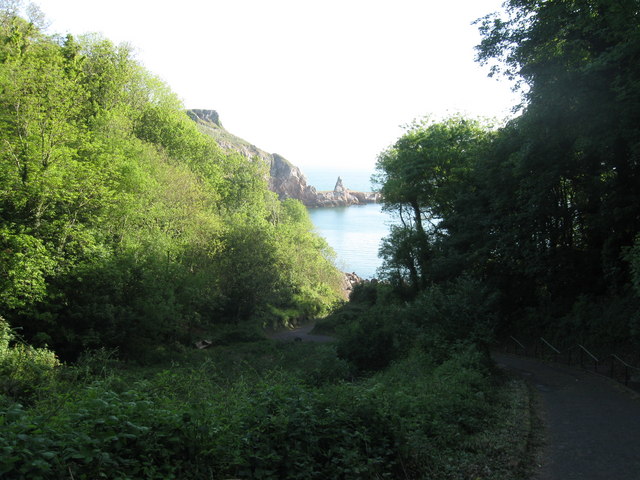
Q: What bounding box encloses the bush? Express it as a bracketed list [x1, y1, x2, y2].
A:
[369, 347, 495, 477]
[0, 386, 193, 479]
[348, 282, 378, 305]
[556, 292, 640, 352]
[225, 377, 400, 479]
[336, 304, 419, 372]
[332, 277, 497, 373]
[311, 302, 365, 335]
[0, 373, 400, 479]
[408, 277, 497, 351]
[0, 336, 520, 480]
[0, 317, 60, 401]
[273, 343, 355, 386]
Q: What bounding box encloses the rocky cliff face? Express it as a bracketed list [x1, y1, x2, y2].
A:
[188, 109, 221, 127]
[187, 109, 379, 207]
[268, 153, 319, 203]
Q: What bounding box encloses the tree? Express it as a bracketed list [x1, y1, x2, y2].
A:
[374, 115, 493, 290]
[0, 12, 344, 359]
[461, 0, 640, 341]
[476, 0, 640, 292]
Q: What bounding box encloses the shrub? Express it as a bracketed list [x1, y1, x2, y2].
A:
[336, 305, 417, 372]
[0, 338, 512, 480]
[368, 347, 495, 476]
[0, 317, 60, 401]
[0, 373, 401, 479]
[349, 282, 378, 305]
[408, 276, 497, 351]
[311, 302, 366, 335]
[0, 386, 195, 479]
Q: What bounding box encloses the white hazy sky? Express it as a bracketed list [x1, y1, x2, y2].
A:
[35, 0, 518, 172]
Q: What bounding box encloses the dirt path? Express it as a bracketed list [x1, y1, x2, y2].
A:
[265, 321, 336, 343]
[493, 353, 640, 479]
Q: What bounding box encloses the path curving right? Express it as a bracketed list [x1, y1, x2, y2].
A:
[494, 353, 640, 479]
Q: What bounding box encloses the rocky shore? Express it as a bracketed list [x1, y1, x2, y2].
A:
[305, 176, 380, 208]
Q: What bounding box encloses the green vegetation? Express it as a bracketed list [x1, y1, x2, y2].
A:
[0, 316, 60, 400]
[2, 0, 637, 478]
[374, 0, 640, 352]
[0, 308, 532, 480]
[0, 6, 342, 361]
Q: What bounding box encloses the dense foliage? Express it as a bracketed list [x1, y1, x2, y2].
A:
[375, 0, 640, 351]
[0, 313, 531, 480]
[0, 7, 342, 360]
[10, 1, 637, 477]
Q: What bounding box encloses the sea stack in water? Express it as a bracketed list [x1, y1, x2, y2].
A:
[305, 176, 379, 207]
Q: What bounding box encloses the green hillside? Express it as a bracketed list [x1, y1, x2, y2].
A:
[0, 12, 342, 361]
[187, 108, 274, 164]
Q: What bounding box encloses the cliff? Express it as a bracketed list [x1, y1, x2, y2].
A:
[187, 109, 380, 207]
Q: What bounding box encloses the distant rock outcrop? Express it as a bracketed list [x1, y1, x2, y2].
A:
[341, 271, 363, 297]
[187, 109, 380, 207]
[188, 109, 221, 127]
[187, 109, 272, 165]
[307, 176, 380, 207]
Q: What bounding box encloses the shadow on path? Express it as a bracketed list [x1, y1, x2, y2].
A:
[265, 321, 335, 343]
[493, 353, 640, 480]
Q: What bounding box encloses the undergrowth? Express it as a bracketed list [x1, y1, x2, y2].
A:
[1, 336, 532, 479]
[0, 274, 535, 480]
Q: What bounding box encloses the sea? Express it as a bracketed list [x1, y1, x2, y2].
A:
[303, 167, 376, 193]
[303, 167, 395, 279]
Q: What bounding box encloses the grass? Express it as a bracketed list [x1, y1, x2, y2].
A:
[466, 375, 539, 479]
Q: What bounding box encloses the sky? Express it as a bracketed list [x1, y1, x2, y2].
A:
[34, 0, 519, 173]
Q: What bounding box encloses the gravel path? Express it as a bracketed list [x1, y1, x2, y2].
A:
[493, 353, 640, 480]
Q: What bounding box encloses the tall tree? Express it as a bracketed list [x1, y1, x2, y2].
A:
[374, 116, 493, 291]
[476, 0, 640, 293]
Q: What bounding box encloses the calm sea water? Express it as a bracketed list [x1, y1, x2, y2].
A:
[303, 167, 393, 279]
[307, 203, 394, 279]
[303, 167, 376, 193]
